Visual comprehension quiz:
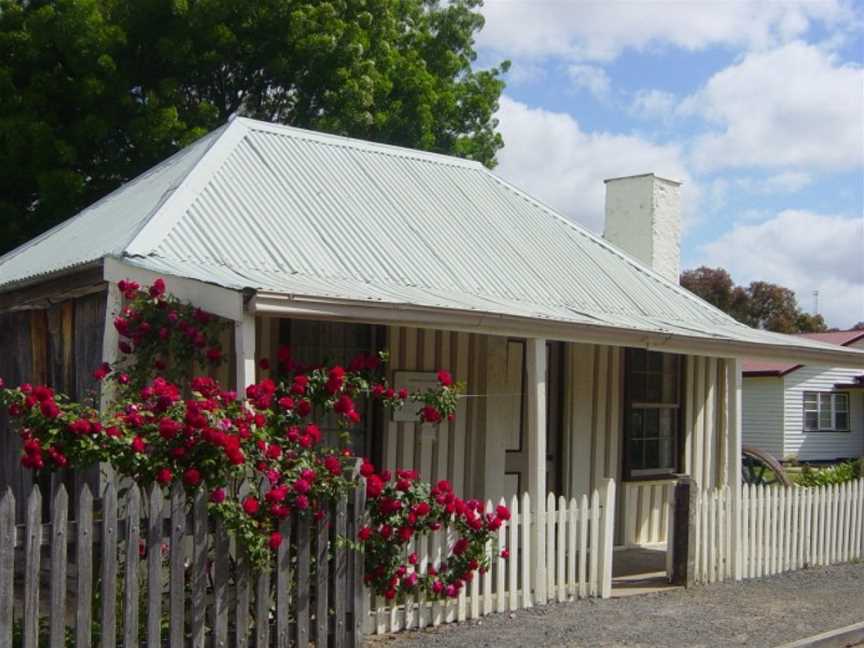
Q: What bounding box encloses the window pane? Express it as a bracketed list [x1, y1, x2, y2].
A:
[659, 438, 675, 469]
[659, 409, 675, 440]
[819, 393, 832, 410]
[644, 439, 660, 469]
[661, 373, 677, 403]
[645, 377, 661, 402]
[819, 407, 832, 430]
[631, 349, 647, 371]
[648, 351, 663, 371]
[836, 412, 849, 430]
[835, 394, 849, 412]
[629, 440, 643, 469]
[804, 392, 818, 409]
[630, 410, 644, 439]
[644, 409, 660, 439]
[804, 411, 819, 431]
[630, 372, 646, 402]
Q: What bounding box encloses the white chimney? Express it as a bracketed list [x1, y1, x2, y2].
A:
[603, 173, 682, 283]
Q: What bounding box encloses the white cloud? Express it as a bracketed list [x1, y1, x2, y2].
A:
[699, 210, 864, 327]
[478, 1, 854, 61]
[494, 96, 698, 232]
[630, 89, 678, 120]
[681, 42, 864, 171]
[567, 64, 611, 99]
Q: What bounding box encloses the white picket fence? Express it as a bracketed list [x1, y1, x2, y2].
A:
[368, 479, 616, 635]
[694, 479, 864, 584]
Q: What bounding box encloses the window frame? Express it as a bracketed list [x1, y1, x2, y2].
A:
[803, 391, 850, 432]
[622, 349, 684, 481]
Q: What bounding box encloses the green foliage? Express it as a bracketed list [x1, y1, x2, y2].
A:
[0, 0, 507, 255]
[796, 461, 859, 487]
[680, 267, 827, 333]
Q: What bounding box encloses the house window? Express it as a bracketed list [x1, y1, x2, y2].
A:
[624, 349, 682, 479]
[803, 392, 849, 432]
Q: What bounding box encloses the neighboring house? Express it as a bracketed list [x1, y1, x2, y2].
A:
[1, 117, 863, 580]
[743, 331, 864, 463]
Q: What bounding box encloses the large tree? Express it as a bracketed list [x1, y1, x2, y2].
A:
[0, 0, 508, 254]
[680, 266, 827, 334]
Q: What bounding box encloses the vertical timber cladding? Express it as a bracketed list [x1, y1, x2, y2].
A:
[563, 344, 623, 499]
[684, 356, 731, 492]
[383, 327, 477, 498]
[0, 291, 107, 519]
[563, 346, 730, 546]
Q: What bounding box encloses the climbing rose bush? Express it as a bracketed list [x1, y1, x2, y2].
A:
[0, 278, 505, 596]
[359, 460, 510, 600]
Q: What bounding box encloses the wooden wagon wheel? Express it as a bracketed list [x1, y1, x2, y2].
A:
[742, 446, 793, 487]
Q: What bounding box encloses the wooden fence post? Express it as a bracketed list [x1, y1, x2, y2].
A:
[671, 475, 697, 587]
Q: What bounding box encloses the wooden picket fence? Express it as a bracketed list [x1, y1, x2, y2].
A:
[0, 479, 365, 648]
[367, 479, 616, 635]
[693, 479, 864, 584]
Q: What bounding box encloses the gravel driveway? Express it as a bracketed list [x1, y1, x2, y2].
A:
[369, 562, 864, 647]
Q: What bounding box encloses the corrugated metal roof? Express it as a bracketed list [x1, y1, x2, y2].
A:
[0, 126, 226, 290]
[0, 116, 860, 362]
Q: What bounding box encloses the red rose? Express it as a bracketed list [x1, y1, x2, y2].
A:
[293, 478, 311, 495]
[398, 526, 414, 543]
[452, 538, 469, 556]
[420, 406, 442, 424]
[358, 526, 372, 542]
[496, 504, 511, 521]
[148, 278, 166, 298]
[39, 400, 60, 419]
[366, 474, 384, 498]
[295, 400, 312, 417]
[436, 370, 453, 387]
[268, 532, 283, 550]
[210, 488, 226, 503]
[183, 468, 202, 487]
[436, 479, 452, 492]
[295, 495, 309, 509]
[68, 419, 91, 435]
[206, 347, 222, 363]
[360, 461, 375, 478]
[242, 496, 260, 516]
[131, 436, 147, 454]
[277, 396, 294, 410]
[500, 548, 510, 559]
[398, 388, 409, 399]
[156, 468, 173, 485]
[324, 455, 342, 476]
[414, 501, 431, 516]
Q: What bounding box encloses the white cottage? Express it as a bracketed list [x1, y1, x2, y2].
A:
[743, 331, 864, 463]
[1, 117, 863, 599]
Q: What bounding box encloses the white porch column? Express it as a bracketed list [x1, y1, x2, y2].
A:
[235, 313, 257, 394]
[726, 357, 743, 580]
[100, 281, 123, 412]
[526, 337, 547, 603]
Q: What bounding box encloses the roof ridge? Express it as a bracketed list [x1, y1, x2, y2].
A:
[124, 119, 250, 257]
[234, 117, 487, 170]
[478, 167, 746, 327]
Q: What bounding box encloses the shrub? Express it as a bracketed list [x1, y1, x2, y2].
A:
[0, 278, 505, 599]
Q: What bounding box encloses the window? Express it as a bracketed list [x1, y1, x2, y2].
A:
[624, 349, 682, 478]
[803, 392, 849, 432]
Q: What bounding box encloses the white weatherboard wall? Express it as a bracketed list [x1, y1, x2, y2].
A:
[783, 365, 864, 461]
[742, 376, 785, 459]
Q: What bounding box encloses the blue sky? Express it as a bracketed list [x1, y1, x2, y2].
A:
[475, 0, 864, 327]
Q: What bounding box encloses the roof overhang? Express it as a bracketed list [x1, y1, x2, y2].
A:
[249, 291, 864, 367]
